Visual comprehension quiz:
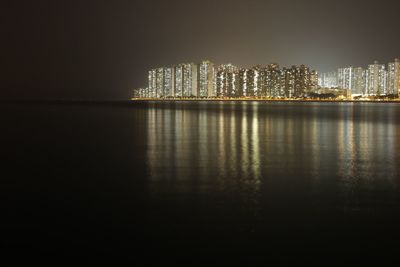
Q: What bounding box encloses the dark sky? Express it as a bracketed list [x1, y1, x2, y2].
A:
[2, 0, 400, 100]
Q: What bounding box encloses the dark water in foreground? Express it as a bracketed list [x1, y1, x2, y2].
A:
[2, 101, 400, 265]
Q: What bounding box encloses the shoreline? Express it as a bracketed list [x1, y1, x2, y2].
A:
[131, 98, 400, 104]
[1, 99, 400, 105]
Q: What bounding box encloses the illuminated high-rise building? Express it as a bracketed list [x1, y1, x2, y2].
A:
[244, 68, 261, 96]
[367, 61, 387, 95]
[252, 65, 263, 97]
[148, 69, 157, 97]
[198, 61, 215, 97]
[175, 63, 198, 97]
[292, 65, 310, 97]
[148, 67, 176, 98]
[362, 69, 369, 95]
[387, 58, 400, 96]
[351, 67, 364, 95]
[227, 71, 239, 97]
[239, 67, 261, 97]
[310, 70, 319, 92]
[318, 72, 338, 88]
[337, 66, 364, 95]
[156, 68, 164, 97]
[135, 87, 149, 98]
[338, 67, 348, 89]
[181, 63, 198, 97]
[216, 64, 239, 97]
[163, 67, 175, 97]
[256, 66, 268, 97]
[238, 68, 249, 97]
[282, 67, 295, 98]
[263, 63, 281, 97]
[174, 64, 184, 97]
[133, 88, 141, 98]
[143, 87, 149, 98]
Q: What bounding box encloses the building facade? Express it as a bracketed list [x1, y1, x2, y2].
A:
[238, 68, 261, 97]
[367, 61, 387, 95]
[387, 58, 400, 96]
[319, 72, 338, 88]
[293, 65, 311, 97]
[148, 69, 157, 97]
[216, 64, 239, 97]
[336, 66, 365, 95]
[198, 61, 215, 97]
[263, 64, 281, 97]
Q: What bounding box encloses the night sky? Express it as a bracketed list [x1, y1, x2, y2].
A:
[2, 0, 400, 100]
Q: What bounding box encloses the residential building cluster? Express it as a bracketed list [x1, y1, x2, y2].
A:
[134, 60, 318, 98]
[319, 59, 400, 96]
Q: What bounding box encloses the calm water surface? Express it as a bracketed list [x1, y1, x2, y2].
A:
[2, 101, 400, 264]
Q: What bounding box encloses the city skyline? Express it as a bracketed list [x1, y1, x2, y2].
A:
[135, 60, 317, 99]
[319, 58, 400, 96]
[135, 58, 400, 99]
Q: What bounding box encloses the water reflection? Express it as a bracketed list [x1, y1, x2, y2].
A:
[145, 102, 400, 203]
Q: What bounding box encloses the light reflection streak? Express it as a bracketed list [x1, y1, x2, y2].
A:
[251, 103, 261, 184]
[145, 102, 400, 198]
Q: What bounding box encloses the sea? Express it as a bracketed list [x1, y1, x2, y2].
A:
[1, 101, 400, 265]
